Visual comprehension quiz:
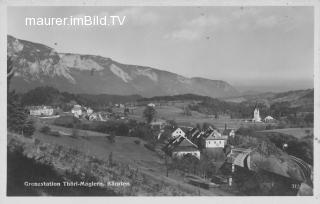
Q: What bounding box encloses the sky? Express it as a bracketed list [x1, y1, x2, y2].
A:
[7, 6, 314, 92]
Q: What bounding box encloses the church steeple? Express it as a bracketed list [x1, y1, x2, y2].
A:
[252, 102, 262, 122]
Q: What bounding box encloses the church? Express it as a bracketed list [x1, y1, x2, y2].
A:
[252, 107, 262, 122]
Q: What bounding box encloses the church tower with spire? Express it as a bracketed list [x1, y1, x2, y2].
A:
[252, 103, 262, 122]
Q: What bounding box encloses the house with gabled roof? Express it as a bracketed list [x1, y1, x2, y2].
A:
[205, 134, 226, 148]
[171, 127, 185, 139]
[202, 127, 226, 148]
[171, 137, 200, 159]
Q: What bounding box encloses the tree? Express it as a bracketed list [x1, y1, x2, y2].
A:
[108, 152, 114, 167]
[7, 57, 15, 91]
[167, 120, 177, 130]
[304, 113, 313, 126]
[7, 57, 35, 137]
[124, 107, 130, 116]
[143, 106, 156, 124]
[22, 119, 36, 137]
[108, 131, 116, 143]
[183, 106, 192, 116]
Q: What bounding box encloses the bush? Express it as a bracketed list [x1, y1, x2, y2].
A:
[49, 131, 61, 137]
[134, 140, 141, 145]
[40, 126, 51, 134]
[22, 120, 35, 137]
[54, 116, 80, 128]
[144, 143, 155, 151]
[108, 132, 116, 143]
[71, 128, 79, 138]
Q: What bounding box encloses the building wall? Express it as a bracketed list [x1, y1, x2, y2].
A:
[205, 139, 225, 148]
[172, 151, 200, 159]
[71, 109, 82, 117]
[30, 108, 54, 116]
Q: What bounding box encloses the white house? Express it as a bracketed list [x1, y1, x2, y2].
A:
[29, 106, 54, 116]
[147, 103, 156, 107]
[171, 138, 200, 159]
[86, 107, 93, 115]
[71, 105, 82, 118]
[171, 128, 185, 139]
[264, 116, 275, 123]
[205, 136, 226, 148]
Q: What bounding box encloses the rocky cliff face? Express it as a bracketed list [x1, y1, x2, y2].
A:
[8, 35, 239, 98]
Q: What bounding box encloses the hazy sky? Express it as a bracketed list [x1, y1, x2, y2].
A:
[7, 6, 314, 92]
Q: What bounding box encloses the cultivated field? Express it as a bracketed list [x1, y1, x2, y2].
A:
[259, 128, 313, 139]
[129, 105, 265, 130]
[30, 119, 234, 196]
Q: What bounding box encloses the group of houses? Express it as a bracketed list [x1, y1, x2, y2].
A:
[252, 108, 275, 123]
[162, 126, 235, 160]
[71, 104, 109, 121]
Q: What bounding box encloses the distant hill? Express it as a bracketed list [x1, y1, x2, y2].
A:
[8, 35, 239, 98]
[20, 86, 142, 108]
[138, 93, 212, 102]
[224, 89, 314, 112]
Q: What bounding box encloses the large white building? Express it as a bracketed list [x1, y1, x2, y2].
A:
[29, 106, 54, 116]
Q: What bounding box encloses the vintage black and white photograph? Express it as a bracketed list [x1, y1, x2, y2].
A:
[4, 1, 317, 198]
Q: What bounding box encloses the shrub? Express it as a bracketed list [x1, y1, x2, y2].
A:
[49, 131, 61, 137]
[134, 140, 141, 145]
[40, 126, 51, 134]
[22, 119, 35, 137]
[71, 128, 79, 139]
[144, 143, 155, 151]
[108, 132, 115, 143]
[54, 115, 80, 128]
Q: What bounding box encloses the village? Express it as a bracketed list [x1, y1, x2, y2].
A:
[22, 100, 313, 195]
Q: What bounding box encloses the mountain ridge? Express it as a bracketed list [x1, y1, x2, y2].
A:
[7, 35, 239, 98]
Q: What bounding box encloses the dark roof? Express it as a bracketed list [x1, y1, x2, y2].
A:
[186, 128, 201, 140]
[178, 138, 197, 147]
[172, 146, 199, 152]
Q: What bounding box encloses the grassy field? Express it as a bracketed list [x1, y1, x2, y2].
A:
[129, 105, 265, 130]
[30, 119, 234, 196]
[258, 128, 313, 139]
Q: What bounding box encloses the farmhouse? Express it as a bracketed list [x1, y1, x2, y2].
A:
[202, 127, 227, 148]
[71, 105, 82, 118]
[264, 116, 275, 123]
[171, 138, 200, 159]
[171, 128, 185, 139]
[147, 103, 156, 107]
[29, 106, 54, 116]
[205, 134, 226, 148]
[85, 107, 93, 115]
